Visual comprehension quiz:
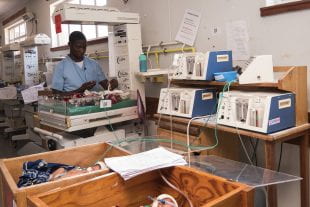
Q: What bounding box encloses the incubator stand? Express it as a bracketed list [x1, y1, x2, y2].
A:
[119, 137, 301, 188]
[3, 99, 27, 135]
[35, 91, 142, 150]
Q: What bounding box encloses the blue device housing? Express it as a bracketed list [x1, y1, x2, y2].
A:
[191, 88, 217, 117]
[267, 93, 295, 133]
[205, 51, 233, 80]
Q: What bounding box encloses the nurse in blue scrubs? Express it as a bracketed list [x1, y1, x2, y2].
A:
[52, 31, 117, 95]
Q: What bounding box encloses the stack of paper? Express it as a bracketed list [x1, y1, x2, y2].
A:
[104, 147, 187, 180]
[21, 83, 44, 104]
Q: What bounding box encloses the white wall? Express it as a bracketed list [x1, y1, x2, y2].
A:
[0, 0, 308, 206]
[107, 0, 310, 107]
[105, 1, 310, 207]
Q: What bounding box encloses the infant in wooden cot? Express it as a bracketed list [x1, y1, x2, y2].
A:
[17, 159, 107, 187]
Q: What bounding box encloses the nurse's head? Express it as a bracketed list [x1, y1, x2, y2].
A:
[68, 31, 87, 62]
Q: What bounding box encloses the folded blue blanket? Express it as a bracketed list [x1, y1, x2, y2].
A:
[17, 159, 75, 188]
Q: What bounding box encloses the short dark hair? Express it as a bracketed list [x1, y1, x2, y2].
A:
[69, 31, 86, 44]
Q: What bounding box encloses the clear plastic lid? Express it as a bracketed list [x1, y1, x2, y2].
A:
[189, 155, 301, 188]
[119, 137, 301, 188]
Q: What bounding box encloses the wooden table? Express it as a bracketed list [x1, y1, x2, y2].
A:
[155, 114, 310, 207]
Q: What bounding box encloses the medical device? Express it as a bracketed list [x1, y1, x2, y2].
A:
[34, 4, 145, 150]
[52, 3, 139, 25]
[20, 33, 51, 47]
[52, 3, 144, 103]
[1, 43, 21, 83]
[217, 90, 295, 133]
[108, 24, 144, 101]
[9, 34, 51, 149]
[36, 92, 138, 150]
[1, 43, 19, 51]
[157, 88, 217, 118]
[34, 127, 126, 150]
[239, 55, 275, 84]
[172, 51, 233, 80]
[20, 34, 51, 86]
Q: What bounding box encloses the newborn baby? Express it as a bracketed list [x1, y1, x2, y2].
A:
[151, 194, 178, 207]
[49, 161, 107, 181]
[138, 194, 178, 207]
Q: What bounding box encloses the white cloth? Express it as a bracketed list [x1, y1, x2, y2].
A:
[75, 61, 84, 69]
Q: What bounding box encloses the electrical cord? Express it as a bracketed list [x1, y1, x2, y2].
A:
[185, 105, 219, 157]
[217, 82, 269, 207]
[249, 138, 259, 166]
[102, 100, 120, 143]
[263, 187, 269, 207]
[157, 64, 174, 131]
[185, 81, 234, 163]
[277, 142, 284, 171]
[156, 63, 177, 151]
[212, 80, 233, 148]
[188, 99, 218, 146]
[97, 134, 269, 206]
[186, 115, 218, 165]
[236, 127, 254, 166]
[170, 113, 173, 149]
[159, 170, 193, 207]
[94, 99, 123, 163]
[217, 80, 254, 166]
[98, 136, 218, 162]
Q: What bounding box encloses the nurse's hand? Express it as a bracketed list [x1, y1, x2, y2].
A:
[100, 79, 109, 90]
[78, 81, 96, 92]
[109, 79, 118, 90]
[100, 79, 118, 91]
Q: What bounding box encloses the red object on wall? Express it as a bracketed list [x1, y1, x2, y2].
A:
[55, 14, 62, 33]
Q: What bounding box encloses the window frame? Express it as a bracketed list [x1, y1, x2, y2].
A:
[5, 20, 27, 44]
[261, 0, 310, 16]
[50, 0, 108, 50]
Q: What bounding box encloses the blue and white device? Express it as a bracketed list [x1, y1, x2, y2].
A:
[157, 88, 217, 118]
[172, 51, 233, 80]
[217, 91, 295, 133]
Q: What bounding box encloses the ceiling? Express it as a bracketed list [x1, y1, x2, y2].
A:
[0, 0, 30, 20]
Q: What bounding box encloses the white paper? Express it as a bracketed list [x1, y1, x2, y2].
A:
[175, 9, 202, 46]
[22, 46, 40, 86]
[226, 20, 250, 60]
[21, 83, 45, 104]
[0, 86, 17, 100]
[105, 147, 187, 180]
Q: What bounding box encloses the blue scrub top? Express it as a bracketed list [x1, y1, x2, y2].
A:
[51, 56, 106, 92]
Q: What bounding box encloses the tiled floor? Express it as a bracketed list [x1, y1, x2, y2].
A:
[0, 134, 18, 159]
[0, 132, 19, 207]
